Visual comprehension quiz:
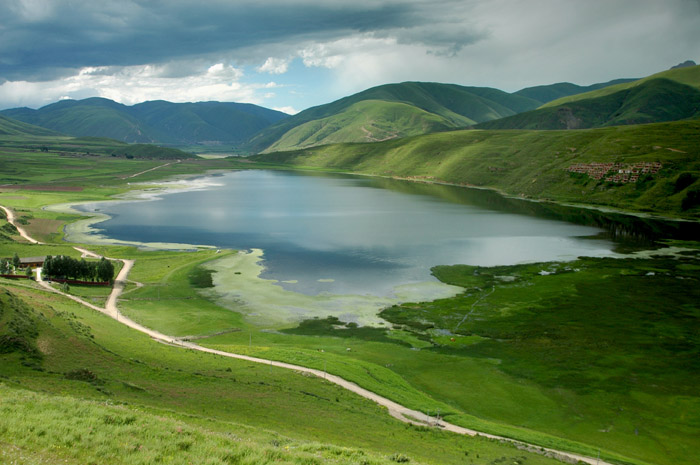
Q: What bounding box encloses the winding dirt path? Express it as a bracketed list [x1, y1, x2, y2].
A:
[36, 256, 613, 465]
[0, 205, 42, 244]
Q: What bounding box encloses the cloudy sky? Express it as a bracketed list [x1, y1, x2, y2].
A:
[1, 0, 699, 113]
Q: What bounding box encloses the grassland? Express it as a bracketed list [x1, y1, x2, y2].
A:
[195, 252, 700, 465]
[250, 120, 700, 219]
[0, 250, 562, 465]
[263, 100, 455, 152]
[542, 65, 700, 108]
[2, 132, 699, 465]
[0, 138, 568, 465]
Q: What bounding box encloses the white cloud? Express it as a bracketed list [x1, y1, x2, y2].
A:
[0, 62, 263, 108]
[257, 57, 291, 75]
[273, 106, 298, 115]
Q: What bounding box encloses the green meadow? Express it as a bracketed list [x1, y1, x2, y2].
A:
[0, 250, 561, 465]
[1, 132, 699, 465]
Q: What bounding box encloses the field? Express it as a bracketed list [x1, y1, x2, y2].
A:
[1, 133, 699, 465]
[0, 248, 562, 465]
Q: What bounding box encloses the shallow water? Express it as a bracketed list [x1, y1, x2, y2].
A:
[75, 170, 617, 297]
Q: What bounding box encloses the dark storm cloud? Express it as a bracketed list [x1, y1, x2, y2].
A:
[0, 0, 484, 81]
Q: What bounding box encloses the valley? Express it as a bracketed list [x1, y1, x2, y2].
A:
[1, 65, 699, 465]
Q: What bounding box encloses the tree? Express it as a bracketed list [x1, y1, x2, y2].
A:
[25, 266, 32, 278]
[43, 255, 53, 277]
[97, 257, 115, 282]
[12, 253, 20, 269]
[78, 259, 89, 281]
[0, 259, 8, 274]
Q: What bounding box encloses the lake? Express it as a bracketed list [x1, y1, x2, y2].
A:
[75, 170, 619, 297]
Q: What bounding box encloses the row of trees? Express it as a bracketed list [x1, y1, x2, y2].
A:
[43, 255, 115, 283]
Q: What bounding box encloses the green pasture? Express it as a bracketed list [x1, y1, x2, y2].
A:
[192, 252, 700, 465]
[0, 384, 437, 465]
[0, 279, 562, 465]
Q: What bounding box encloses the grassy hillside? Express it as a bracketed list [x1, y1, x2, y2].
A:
[2, 98, 160, 143]
[542, 65, 700, 107]
[244, 82, 541, 153]
[514, 78, 638, 105]
[251, 120, 700, 219]
[0, 114, 64, 137]
[1, 97, 288, 146]
[0, 245, 560, 465]
[476, 78, 700, 130]
[0, 385, 430, 465]
[264, 100, 456, 152]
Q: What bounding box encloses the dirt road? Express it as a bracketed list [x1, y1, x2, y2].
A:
[0, 205, 42, 244]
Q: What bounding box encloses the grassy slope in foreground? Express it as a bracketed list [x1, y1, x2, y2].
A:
[0, 250, 562, 465]
[0, 385, 423, 465]
[250, 120, 700, 219]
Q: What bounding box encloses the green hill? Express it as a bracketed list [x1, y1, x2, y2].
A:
[264, 100, 456, 152]
[1, 98, 288, 145]
[2, 98, 161, 143]
[542, 64, 700, 107]
[252, 120, 700, 219]
[514, 78, 638, 104]
[244, 82, 542, 153]
[0, 114, 63, 137]
[130, 100, 288, 144]
[476, 78, 700, 130]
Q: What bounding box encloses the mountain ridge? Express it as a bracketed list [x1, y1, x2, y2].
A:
[476, 77, 700, 130]
[1, 98, 288, 145]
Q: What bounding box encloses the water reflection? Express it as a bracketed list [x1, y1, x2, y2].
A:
[77, 170, 696, 296]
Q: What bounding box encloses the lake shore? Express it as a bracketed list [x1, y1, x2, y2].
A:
[201, 248, 464, 327]
[45, 172, 228, 250]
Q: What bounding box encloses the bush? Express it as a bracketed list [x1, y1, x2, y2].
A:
[389, 453, 410, 463]
[65, 368, 102, 384]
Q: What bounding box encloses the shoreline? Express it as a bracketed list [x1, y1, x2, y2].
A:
[253, 163, 699, 224]
[201, 248, 464, 327]
[45, 171, 230, 250]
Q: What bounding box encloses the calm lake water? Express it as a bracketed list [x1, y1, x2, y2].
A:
[78, 170, 619, 296]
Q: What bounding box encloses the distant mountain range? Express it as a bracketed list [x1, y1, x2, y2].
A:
[0, 98, 288, 145]
[2, 63, 698, 152]
[477, 65, 700, 130]
[243, 82, 543, 153]
[0, 114, 62, 137]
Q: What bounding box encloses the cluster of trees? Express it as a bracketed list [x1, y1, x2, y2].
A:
[43, 255, 115, 282]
